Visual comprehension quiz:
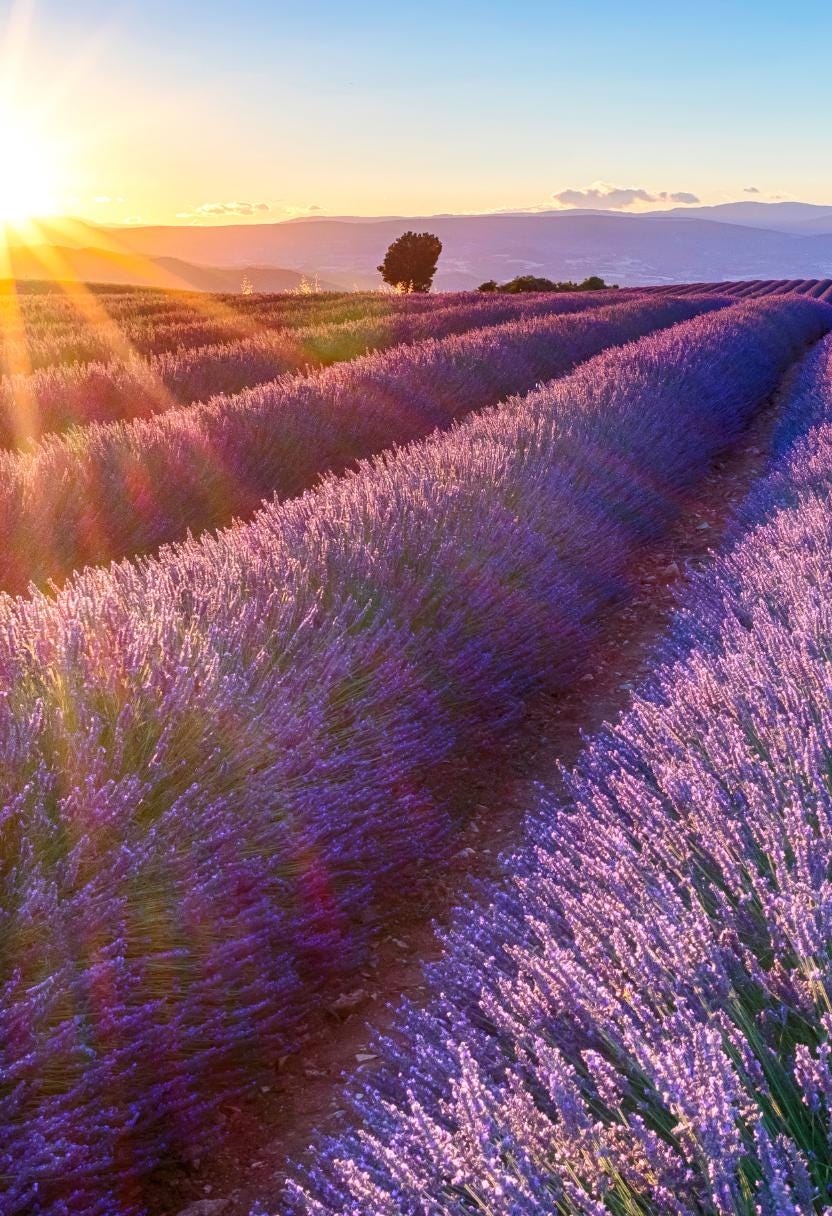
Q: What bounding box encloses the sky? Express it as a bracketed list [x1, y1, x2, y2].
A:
[2, 0, 832, 227]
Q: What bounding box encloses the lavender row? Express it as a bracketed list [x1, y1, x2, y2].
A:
[0, 291, 630, 448]
[0, 294, 708, 595]
[1, 288, 629, 373]
[0, 298, 825, 1215]
[0, 290, 395, 372]
[1, 300, 262, 371]
[643, 277, 832, 302]
[0, 288, 629, 397]
[2, 284, 466, 327]
[1, 286, 482, 326]
[286, 327, 832, 1215]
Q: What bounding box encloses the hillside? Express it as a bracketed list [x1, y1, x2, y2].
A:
[2, 235, 340, 293]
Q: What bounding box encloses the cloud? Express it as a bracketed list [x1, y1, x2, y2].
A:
[551, 182, 700, 210]
[175, 200, 324, 222]
[273, 201, 324, 217]
[552, 185, 653, 209]
[175, 201, 272, 220]
[744, 186, 761, 194]
[194, 201, 270, 217]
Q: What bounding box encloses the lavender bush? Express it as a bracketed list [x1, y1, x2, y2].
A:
[286, 327, 832, 1215]
[0, 298, 826, 1214]
[0, 294, 716, 594]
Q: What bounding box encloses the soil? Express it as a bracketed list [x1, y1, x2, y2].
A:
[160, 400, 779, 1216]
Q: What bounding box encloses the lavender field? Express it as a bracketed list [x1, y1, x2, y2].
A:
[285, 317, 832, 1216]
[2, 280, 832, 1216]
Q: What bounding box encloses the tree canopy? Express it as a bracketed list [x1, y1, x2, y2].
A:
[378, 231, 443, 292]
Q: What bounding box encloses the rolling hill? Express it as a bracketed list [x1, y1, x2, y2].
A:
[2, 234, 339, 293]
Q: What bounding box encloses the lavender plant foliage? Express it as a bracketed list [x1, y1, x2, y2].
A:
[0, 297, 826, 1214]
[0, 294, 719, 594]
[286, 327, 832, 1215]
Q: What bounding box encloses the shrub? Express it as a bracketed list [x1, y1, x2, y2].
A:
[477, 273, 617, 293]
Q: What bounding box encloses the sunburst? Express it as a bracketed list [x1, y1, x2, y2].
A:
[0, 105, 61, 227]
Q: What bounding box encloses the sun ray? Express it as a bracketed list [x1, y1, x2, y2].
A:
[7, 223, 187, 425]
[0, 241, 39, 445]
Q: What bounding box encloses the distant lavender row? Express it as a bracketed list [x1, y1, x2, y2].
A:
[2, 284, 487, 325]
[0, 293, 400, 372]
[92, 288, 557, 324]
[0, 291, 631, 447]
[0, 290, 434, 370]
[0, 288, 631, 372]
[0, 294, 706, 594]
[642, 276, 832, 302]
[1, 286, 484, 325]
[286, 326, 832, 1216]
[0, 298, 825, 1215]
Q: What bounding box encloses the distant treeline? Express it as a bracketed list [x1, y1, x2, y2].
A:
[478, 274, 618, 293]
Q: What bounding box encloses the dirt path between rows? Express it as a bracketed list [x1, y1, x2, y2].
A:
[161, 397, 781, 1216]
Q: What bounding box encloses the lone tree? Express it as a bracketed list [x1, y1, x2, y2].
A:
[378, 230, 442, 292]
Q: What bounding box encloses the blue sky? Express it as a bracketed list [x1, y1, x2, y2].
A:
[4, 0, 832, 223]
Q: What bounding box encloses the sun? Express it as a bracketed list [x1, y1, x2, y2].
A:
[0, 108, 61, 225]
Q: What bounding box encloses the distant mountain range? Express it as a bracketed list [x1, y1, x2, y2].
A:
[10, 201, 832, 291]
[640, 201, 832, 233]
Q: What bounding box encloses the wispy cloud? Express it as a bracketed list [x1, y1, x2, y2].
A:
[551, 182, 700, 210]
[177, 201, 271, 219]
[175, 200, 324, 223]
[275, 202, 324, 217]
[743, 186, 761, 194]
